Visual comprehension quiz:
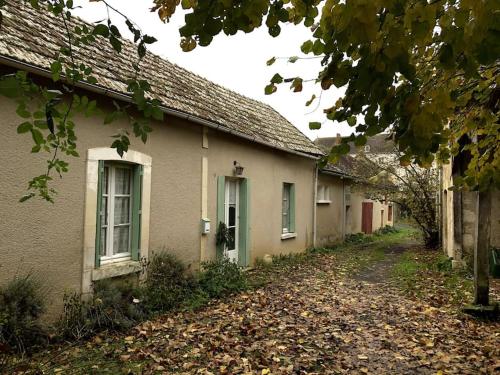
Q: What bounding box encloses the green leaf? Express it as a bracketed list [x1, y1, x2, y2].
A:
[271, 73, 283, 84]
[151, 106, 163, 121]
[92, 24, 109, 37]
[347, 116, 356, 126]
[288, 56, 299, 63]
[264, 84, 277, 95]
[30, 128, 44, 145]
[50, 60, 62, 81]
[109, 35, 122, 53]
[290, 77, 303, 92]
[301, 40, 313, 54]
[266, 57, 276, 66]
[17, 121, 32, 134]
[309, 121, 321, 130]
[305, 94, 316, 106]
[16, 104, 31, 119]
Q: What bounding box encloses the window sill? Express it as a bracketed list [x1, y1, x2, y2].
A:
[281, 232, 297, 240]
[92, 260, 142, 281]
[316, 200, 331, 204]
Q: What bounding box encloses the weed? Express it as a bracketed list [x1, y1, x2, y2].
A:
[0, 273, 47, 353]
[199, 257, 247, 299]
[144, 252, 199, 312]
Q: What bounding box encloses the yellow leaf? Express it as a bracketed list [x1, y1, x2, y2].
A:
[262, 369, 271, 375]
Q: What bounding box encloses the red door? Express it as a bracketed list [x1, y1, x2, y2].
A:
[361, 202, 373, 234]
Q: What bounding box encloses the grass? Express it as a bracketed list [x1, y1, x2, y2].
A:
[391, 249, 474, 307]
[249, 225, 417, 287]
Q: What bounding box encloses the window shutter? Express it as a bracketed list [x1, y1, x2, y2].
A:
[289, 183, 296, 233]
[95, 160, 105, 268]
[131, 164, 143, 261]
[216, 176, 225, 258]
[238, 178, 250, 267]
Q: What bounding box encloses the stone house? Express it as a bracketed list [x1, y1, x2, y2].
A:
[0, 2, 324, 317]
[441, 158, 500, 268]
[314, 135, 395, 247]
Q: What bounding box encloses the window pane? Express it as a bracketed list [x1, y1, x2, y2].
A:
[115, 168, 131, 195]
[103, 166, 109, 194]
[100, 228, 106, 256]
[102, 196, 108, 225]
[228, 227, 236, 250]
[229, 181, 237, 204]
[113, 226, 130, 254]
[228, 205, 236, 226]
[282, 213, 288, 230]
[114, 197, 130, 224]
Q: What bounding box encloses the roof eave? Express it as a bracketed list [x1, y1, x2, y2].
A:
[0, 54, 323, 161]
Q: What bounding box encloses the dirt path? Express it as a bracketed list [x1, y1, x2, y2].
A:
[13, 236, 500, 374]
[354, 240, 419, 284]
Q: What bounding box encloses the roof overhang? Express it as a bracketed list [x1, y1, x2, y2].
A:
[0, 55, 322, 161]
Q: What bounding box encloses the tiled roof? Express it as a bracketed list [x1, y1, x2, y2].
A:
[314, 134, 396, 178]
[314, 133, 395, 155]
[0, 1, 323, 157]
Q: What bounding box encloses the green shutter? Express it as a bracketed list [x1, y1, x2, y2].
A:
[216, 176, 225, 258]
[131, 164, 143, 261]
[238, 178, 250, 267]
[289, 183, 296, 233]
[95, 160, 105, 268]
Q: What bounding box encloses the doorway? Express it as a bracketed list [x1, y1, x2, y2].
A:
[361, 202, 373, 234]
[224, 179, 239, 262]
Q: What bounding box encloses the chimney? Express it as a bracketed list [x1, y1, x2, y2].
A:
[336, 133, 341, 145]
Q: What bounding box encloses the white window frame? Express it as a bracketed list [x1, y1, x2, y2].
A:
[317, 184, 331, 204]
[282, 183, 291, 234]
[82, 148, 152, 295]
[100, 163, 133, 265]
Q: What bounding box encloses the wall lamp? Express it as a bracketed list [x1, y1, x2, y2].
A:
[233, 161, 244, 176]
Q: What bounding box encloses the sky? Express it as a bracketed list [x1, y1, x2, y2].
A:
[73, 0, 353, 140]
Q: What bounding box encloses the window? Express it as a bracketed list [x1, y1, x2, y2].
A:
[388, 205, 393, 221]
[282, 183, 295, 234]
[96, 161, 143, 265]
[364, 145, 371, 153]
[317, 185, 331, 203]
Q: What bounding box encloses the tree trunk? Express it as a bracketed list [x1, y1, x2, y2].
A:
[473, 190, 491, 306]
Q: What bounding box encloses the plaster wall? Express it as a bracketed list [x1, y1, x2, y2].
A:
[315, 174, 345, 246]
[205, 130, 316, 262]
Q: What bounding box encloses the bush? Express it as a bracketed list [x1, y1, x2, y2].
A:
[374, 225, 399, 235]
[0, 274, 46, 353]
[58, 280, 146, 340]
[435, 255, 453, 272]
[345, 233, 369, 244]
[144, 252, 200, 312]
[199, 257, 247, 299]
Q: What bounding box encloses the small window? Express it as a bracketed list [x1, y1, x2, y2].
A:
[317, 185, 331, 203]
[364, 145, 371, 152]
[96, 162, 142, 265]
[282, 183, 295, 234]
[388, 205, 393, 221]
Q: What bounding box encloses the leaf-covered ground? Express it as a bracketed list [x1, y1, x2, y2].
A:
[10, 230, 500, 374]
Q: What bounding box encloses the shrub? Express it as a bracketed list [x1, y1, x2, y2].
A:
[374, 225, 399, 235]
[58, 280, 146, 340]
[434, 255, 453, 272]
[144, 252, 199, 312]
[0, 274, 46, 353]
[199, 257, 247, 298]
[345, 233, 369, 244]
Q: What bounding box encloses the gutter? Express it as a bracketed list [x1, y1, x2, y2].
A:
[0, 55, 322, 161]
[312, 165, 318, 248]
[319, 168, 355, 180]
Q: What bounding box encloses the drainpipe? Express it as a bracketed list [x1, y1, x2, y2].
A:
[342, 178, 346, 240]
[312, 166, 318, 248]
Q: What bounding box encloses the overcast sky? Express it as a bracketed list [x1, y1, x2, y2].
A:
[73, 1, 353, 140]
